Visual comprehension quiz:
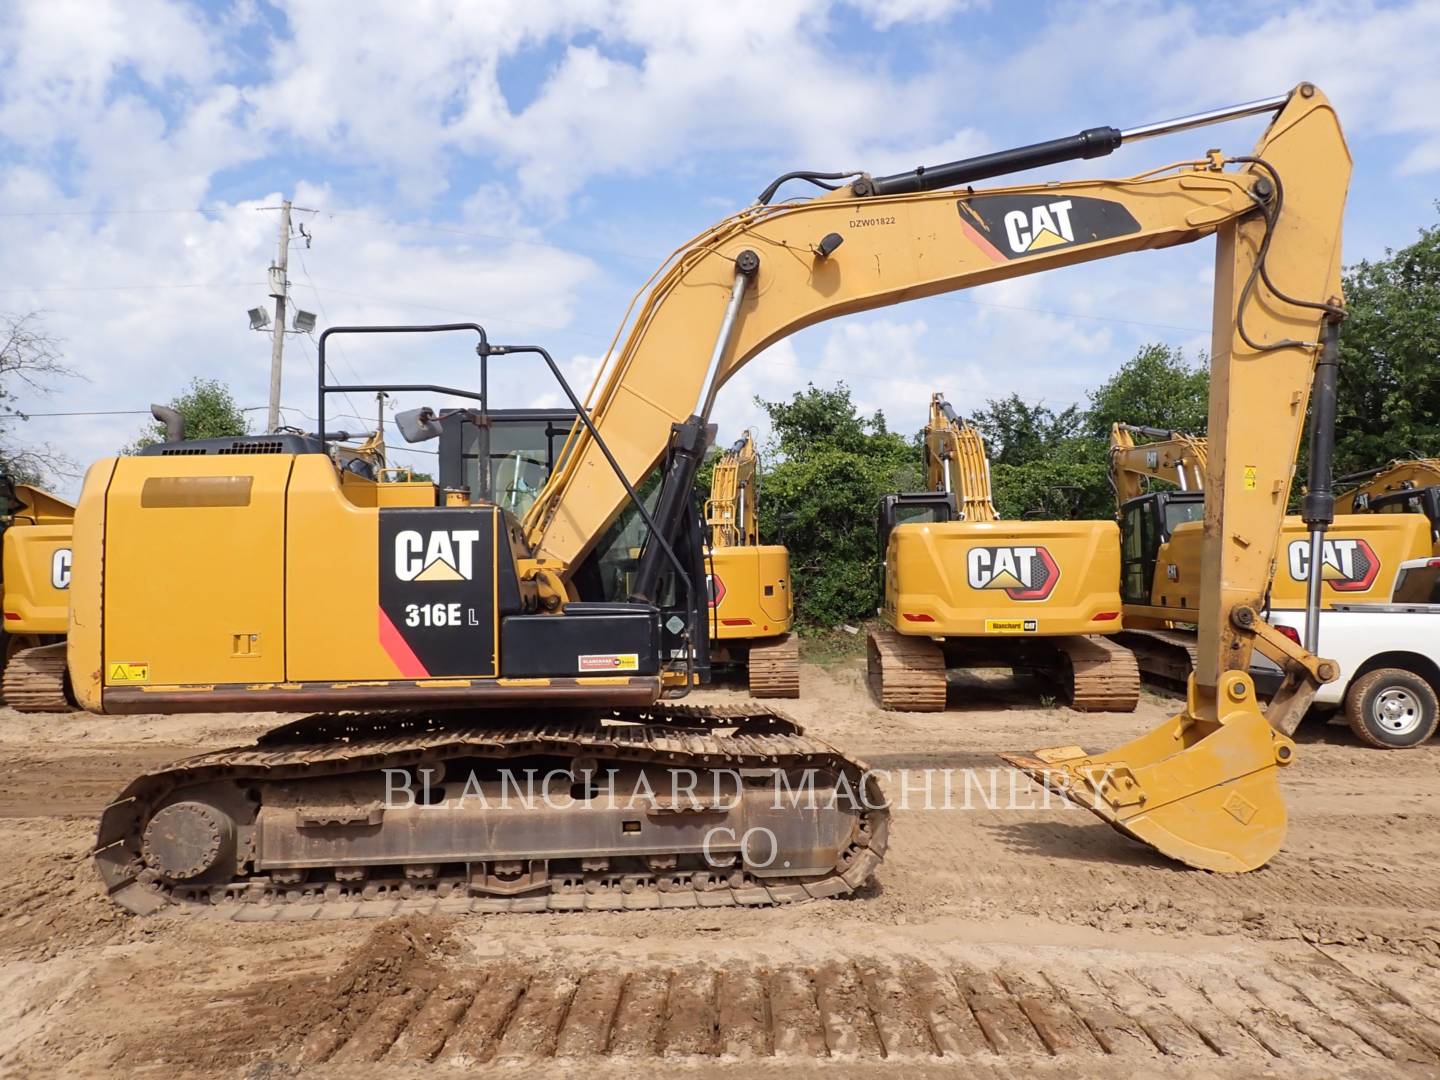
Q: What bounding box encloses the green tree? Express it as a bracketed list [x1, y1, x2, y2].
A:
[122, 377, 248, 454]
[1085, 343, 1209, 439]
[755, 384, 919, 628]
[970, 393, 1107, 518]
[1332, 213, 1440, 477]
[970, 393, 1082, 466]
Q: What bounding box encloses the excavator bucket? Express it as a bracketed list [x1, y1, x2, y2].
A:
[1002, 672, 1295, 872]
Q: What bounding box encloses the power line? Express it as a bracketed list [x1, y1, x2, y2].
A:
[0, 281, 263, 294]
[0, 207, 249, 218]
[0, 409, 156, 419]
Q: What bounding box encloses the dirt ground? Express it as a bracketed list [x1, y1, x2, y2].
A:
[2, 657, 1438, 1079]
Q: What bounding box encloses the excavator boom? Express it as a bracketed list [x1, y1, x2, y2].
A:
[524, 83, 1350, 871]
[705, 431, 759, 548]
[1108, 423, 1209, 508]
[925, 395, 998, 522]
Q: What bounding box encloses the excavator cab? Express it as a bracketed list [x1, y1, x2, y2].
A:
[432, 407, 576, 516]
[1117, 490, 1205, 606]
[876, 491, 957, 559]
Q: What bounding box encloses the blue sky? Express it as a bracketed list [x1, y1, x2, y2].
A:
[1, 0, 1437, 494]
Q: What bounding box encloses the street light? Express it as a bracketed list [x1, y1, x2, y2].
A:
[292, 309, 317, 334]
[247, 307, 271, 331]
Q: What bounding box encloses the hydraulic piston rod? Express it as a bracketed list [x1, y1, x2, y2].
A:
[859, 90, 1295, 197]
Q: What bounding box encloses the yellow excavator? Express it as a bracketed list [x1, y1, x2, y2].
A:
[1338, 458, 1440, 550]
[0, 474, 74, 710]
[1111, 424, 1433, 685]
[868, 395, 1139, 711]
[68, 83, 1351, 914]
[703, 431, 798, 696]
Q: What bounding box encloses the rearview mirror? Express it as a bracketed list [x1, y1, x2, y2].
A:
[394, 406, 442, 444]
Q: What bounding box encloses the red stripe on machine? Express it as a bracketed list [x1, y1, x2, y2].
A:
[378, 606, 431, 678]
[958, 217, 1007, 262]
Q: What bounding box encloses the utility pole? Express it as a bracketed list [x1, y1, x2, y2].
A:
[375, 390, 389, 469]
[265, 200, 292, 433]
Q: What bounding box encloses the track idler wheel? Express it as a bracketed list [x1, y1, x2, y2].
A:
[141, 801, 237, 882]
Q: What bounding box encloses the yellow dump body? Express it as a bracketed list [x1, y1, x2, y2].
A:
[1144, 513, 1429, 620]
[708, 544, 792, 641]
[884, 519, 1122, 638]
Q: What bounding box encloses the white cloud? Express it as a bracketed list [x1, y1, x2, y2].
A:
[845, 0, 985, 30]
[0, 0, 1436, 496]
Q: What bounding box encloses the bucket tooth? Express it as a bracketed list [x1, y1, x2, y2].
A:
[1002, 674, 1295, 873]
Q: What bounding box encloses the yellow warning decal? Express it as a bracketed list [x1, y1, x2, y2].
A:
[108, 661, 150, 683]
[578, 653, 640, 672]
[1243, 465, 1257, 490]
[985, 619, 1038, 634]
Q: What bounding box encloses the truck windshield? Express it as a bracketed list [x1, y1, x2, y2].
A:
[1393, 563, 1440, 604]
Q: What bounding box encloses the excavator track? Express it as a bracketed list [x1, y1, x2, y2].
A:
[1115, 627, 1199, 689]
[1056, 635, 1140, 712]
[747, 634, 800, 698]
[94, 704, 888, 918]
[866, 626, 946, 712]
[2, 642, 70, 713]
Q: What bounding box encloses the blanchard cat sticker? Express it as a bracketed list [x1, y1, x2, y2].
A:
[958, 194, 1141, 261]
[579, 653, 640, 672]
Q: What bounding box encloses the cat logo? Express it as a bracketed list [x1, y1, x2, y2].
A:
[394, 529, 481, 582]
[1286, 537, 1380, 593]
[1003, 199, 1075, 254]
[966, 545, 1060, 601]
[51, 547, 72, 590]
[957, 194, 1141, 262]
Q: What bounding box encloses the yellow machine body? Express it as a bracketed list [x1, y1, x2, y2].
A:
[884, 518, 1121, 637]
[702, 431, 798, 695]
[3, 524, 72, 634]
[1112, 424, 1435, 627]
[70, 451, 657, 714]
[708, 544, 792, 641]
[1, 482, 74, 637]
[1138, 512, 1430, 622]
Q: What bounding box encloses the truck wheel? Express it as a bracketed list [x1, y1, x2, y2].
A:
[1344, 668, 1439, 749]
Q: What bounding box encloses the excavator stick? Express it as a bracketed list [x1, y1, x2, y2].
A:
[1003, 671, 1295, 872]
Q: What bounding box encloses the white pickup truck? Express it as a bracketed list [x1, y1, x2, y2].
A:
[1252, 557, 1440, 749]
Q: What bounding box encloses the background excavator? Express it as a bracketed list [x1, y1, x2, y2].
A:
[703, 431, 798, 697]
[868, 394, 1139, 711]
[1111, 424, 1432, 689]
[66, 83, 1351, 915]
[1338, 457, 1440, 547]
[0, 475, 74, 710]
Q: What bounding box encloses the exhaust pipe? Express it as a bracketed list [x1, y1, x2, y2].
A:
[151, 404, 185, 443]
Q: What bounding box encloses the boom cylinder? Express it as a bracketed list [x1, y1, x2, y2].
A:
[861, 91, 1293, 198]
[1301, 318, 1342, 652]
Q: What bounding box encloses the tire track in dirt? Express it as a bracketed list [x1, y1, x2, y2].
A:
[190, 924, 1440, 1073]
